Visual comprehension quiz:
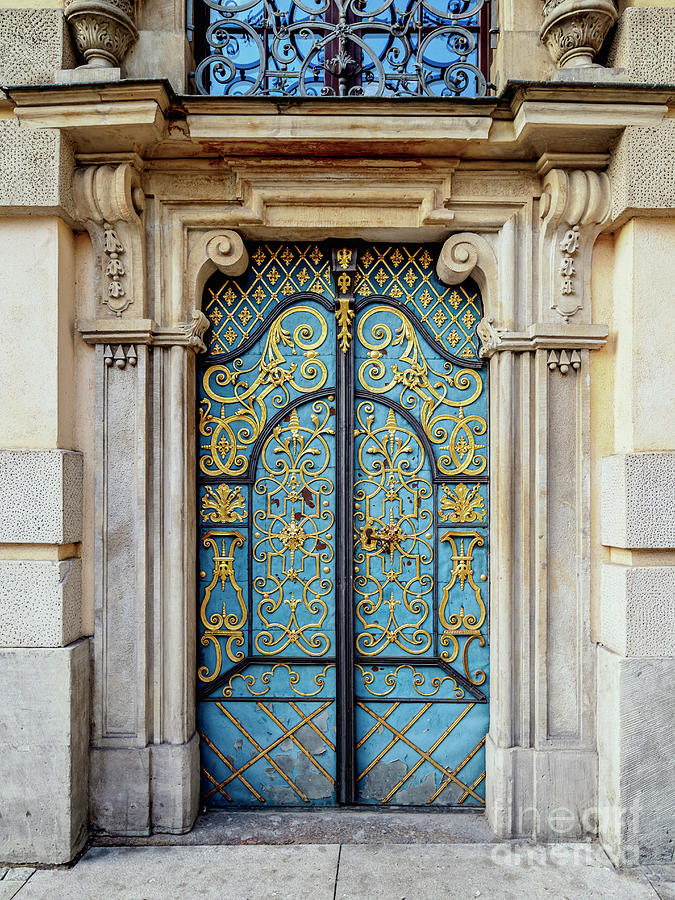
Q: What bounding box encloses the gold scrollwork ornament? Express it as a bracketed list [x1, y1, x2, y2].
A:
[199, 530, 247, 682]
[438, 530, 487, 686]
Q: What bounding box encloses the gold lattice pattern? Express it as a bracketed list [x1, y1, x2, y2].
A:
[356, 701, 485, 805]
[201, 700, 335, 804]
[204, 243, 332, 354]
[356, 246, 481, 358]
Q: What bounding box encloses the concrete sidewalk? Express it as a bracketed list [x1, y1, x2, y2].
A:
[1, 843, 673, 900]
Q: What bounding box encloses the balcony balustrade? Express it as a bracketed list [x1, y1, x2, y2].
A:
[189, 0, 492, 98]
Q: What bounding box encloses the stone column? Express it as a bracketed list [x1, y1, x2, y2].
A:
[75, 162, 209, 835]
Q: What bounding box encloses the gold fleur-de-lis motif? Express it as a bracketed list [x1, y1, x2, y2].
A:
[337, 247, 353, 269]
[335, 298, 355, 353]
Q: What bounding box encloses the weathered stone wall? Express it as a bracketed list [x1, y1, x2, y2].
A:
[592, 217, 675, 866]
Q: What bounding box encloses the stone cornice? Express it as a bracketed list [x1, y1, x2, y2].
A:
[5, 80, 672, 160]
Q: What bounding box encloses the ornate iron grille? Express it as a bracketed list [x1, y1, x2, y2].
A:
[191, 0, 491, 97]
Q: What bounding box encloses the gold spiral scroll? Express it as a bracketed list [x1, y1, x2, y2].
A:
[200, 307, 329, 477]
[356, 307, 487, 476]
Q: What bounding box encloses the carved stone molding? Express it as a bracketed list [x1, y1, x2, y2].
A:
[73, 163, 145, 318]
[436, 233, 498, 300]
[539, 168, 610, 322]
[65, 0, 138, 69]
[540, 0, 618, 69]
[477, 322, 608, 359]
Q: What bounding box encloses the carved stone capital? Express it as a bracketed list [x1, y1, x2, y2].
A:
[540, 0, 618, 69]
[177, 310, 210, 354]
[65, 0, 138, 69]
[476, 322, 608, 358]
[78, 311, 212, 354]
[539, 168, 610, 322]
[74, 163, 145, 318]
[476, 317, 507, 359]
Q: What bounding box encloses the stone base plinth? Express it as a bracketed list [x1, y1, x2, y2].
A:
[598, 647, 675, 866]
[486, 737, 598, 840]
[91, 734, 200, 837]
[0, 640, 90, 864]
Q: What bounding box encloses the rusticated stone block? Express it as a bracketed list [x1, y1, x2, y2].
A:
[0, 9, 75, 86]
[609, 120, 675, 226]
[601, 563, 675, 658]
[601, 453, 675, 549]
[0, 450, 82, 544]
[0, 558, 82, 648]
[0, 119, 75, 217]
[607, 8, 675, 84]
[0, 639, 89, 864]
[598, 647, 675, 865]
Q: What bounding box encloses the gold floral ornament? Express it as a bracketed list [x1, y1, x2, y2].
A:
[439, 483, 486, 524]
[356, 307, 487, 476]
[199, 306, 328, 477]
[201, 484, 247, 523]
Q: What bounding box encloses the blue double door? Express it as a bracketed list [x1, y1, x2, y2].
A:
[197, 242, 489, 807]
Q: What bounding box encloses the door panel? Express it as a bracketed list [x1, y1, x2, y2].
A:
[197, 244, 338, 807]
[197, 241, 488, 808]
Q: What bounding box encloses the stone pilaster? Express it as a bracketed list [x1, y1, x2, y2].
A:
[438, 228, 608, 839]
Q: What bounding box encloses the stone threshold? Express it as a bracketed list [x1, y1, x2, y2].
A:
[92, 808, 499, 846]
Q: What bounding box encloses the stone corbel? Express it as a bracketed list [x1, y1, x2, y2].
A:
[539, 168, 610, 322]
[74, 163, 146, 318]
[186, 229, 250, 316]
[65, 0, 138, 69]
[436, 232, 498, 299]
[540, 0, 618, 69]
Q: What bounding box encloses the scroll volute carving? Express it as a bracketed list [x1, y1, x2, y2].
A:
[74, 163, 146, 318]
[185, 229, 250, 325]
[539, 169, 610, 322]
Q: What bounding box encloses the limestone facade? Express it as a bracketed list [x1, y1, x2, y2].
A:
[0, 0, 673, 868]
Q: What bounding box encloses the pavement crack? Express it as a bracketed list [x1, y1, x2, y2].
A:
[333, 843, 342, 900]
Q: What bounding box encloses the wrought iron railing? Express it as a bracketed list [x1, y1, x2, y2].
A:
[189, 0, 492, 98]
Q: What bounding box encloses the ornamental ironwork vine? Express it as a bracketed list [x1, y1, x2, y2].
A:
[193, 0, 490, 97]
